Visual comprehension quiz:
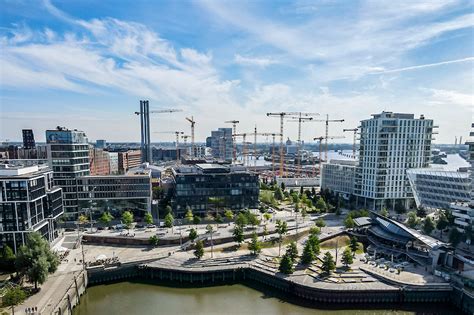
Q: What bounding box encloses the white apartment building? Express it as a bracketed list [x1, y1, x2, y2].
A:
[354, 112, 434, 211]
[321, 159, 357, 196]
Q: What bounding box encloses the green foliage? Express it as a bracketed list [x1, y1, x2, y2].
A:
[1, 245, 16, 271]
[436, 212, 449, 231]
[407, 211, 419, 228]
[349, 237, 358, 254]
[233, 225, 244, 246]
[188, 228, 198, 242]
[309, 226, 321, 236]
[193, 216, 201, 225]
[149, 235, 159, 247]
[321, 251, 335, 274]
[301, 242, 315, 264]
[249, 233, 262, 255]
[165, 205, 173, 216]
[121, 211, 134, 229]
[78, 214, 89, 225]
[224, 209, 234, 222]
[263, 213, 272, 222]
[247, 212, 260, 228]
[235, 212, 248, 227]
[164, 213, 174, 228]
[315, 218, 326, 228]
[144, 212, 153, 225]
[274, 187, 284, 201]
[344, 216, 355, 228]
[380, 208, 389, 217]
[286, 242, 298, 261]
[280, 182, 286, 191]
[279, 254, 294, 274]
[2, 286, 26, 309]
[185, 209, 194, 224]
[341, 247, 353, 267]
[394, 201, 406, 214]
[308, 234, 321, 255]
[99, 211, 114, 226]
[315, 197, 327, 212]
[194, 240, 204, 259]
[215, 214, 224, 224]
[449, 228, 462, 246]
[15, 232, 59, 289]
[422, 217, 435, 235]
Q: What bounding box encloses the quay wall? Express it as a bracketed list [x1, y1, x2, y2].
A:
[52, 271, 88, 315]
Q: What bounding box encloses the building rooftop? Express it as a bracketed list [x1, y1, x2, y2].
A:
[370, 111, 420, 120]
[0, 162, 51, 177]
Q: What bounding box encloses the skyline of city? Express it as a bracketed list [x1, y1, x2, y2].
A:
[1, 0, 473, 143]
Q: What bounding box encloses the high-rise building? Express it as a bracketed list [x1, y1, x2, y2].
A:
[139, 100, 151, 163]
[22, 129, 36, 149]
[354, 112, 434, 211]
[206, 128, 232, 161]
[0, 162, 63, 253]
[96, 139, 107, 148]
[108, 151, 119, 174]
[46, 127, 90, 217]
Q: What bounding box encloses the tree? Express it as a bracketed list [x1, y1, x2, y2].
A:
[149, 235, 159, 247]
[121, 211, 134, 230]
[233, 225, 244, 247]
[144, 212, 153, 225]
[164, 213, 174, 229]
[315, 197, 327, 212]
[349, 237, 358, 255]
[449, 228, 462, 246]
[276, 220, 288, 256]
[315, 218, 326, 228]
[165, 205, 173, 216]
[321, 251, 336, 274]
[341, 247, 353, 268]
[224, 210, 234, 222]
[188, 228, 198, 243]
[407, 211, 419, 228]
[280, 182, 286, 191]
[309, 226, 321, 236]
[99, 211, 114, 227]
[263, 224, 268, 240]
[308, 234, 320, 255]
[235, 212, 248, 227]
[301, 208, 307, 221]
[274, 187, 284, 200]
[394, 201, 406, 214]
[344, 216, 355, 229]
[1, 245, 16, 271]
[286, 242, 298, 261]
[300, 186, 304, 196]
[193, 216, 201, 225]
[279, 254, 294, 274]
[301, 242, 315, 264]
[215, 214, 224, 224]
[436, 212, 449, 235]
[380, 208, 389, 217]
[3, 286, 26, 315]
[263, 213, 272, 222]
[185, 209, 194, 224]
[423, 217, 435, 235]
[249, 233, 262, 255]
[194, 240, 204, 259]
[247, 213, 260, 230]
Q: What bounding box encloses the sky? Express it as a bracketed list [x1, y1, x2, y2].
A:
[0, 0, 473, 144]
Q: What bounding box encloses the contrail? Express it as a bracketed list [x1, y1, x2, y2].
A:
[371, 57, 474, 74]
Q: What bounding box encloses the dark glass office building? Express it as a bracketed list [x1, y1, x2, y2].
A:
[22, 129, 36, 149]
[171, 164, 259, 216]
[0, 163, 63, 253]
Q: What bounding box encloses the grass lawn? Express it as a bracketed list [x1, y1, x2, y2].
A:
[320, 235, 350, 249]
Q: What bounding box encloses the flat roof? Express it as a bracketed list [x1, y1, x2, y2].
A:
[353, 217, 372, 227]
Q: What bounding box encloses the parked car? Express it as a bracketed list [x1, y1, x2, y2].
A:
[135, 223, 145, 229]
[147, 224, 156, 228]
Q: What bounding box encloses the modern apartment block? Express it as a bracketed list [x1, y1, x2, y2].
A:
[171, 163, 259, 216]
[354, 112, 434, 211]
[46, 127, 90, 217]
[22, 129, 36, 149]
[320, 159, 357, 196]
[0, 162, 63, 253]
[89, 147, 111, 175]
[117, 150, 142, 174]
[206, 128, 233, 161]
[108, 152, 119, 174]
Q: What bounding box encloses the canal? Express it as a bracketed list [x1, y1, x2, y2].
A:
[73, 281, 456, 315]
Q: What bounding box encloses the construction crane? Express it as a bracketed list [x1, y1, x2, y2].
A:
[185, 116, 196, 157]
[225, 120, 240, 163]
[306, 115, 344, 161]
[232, 133, 248, 166]
[154, 131, 184, 163]
[343, 128, 358, 159]
[181, 135, 190, 150]
[287, 113, 318, 177]
[266, 112, 300, 177]
[313, 135, 345, 177]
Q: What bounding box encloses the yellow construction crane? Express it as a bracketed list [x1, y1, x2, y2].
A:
[343, 128, 358, 159]
[185, 116, 196, 157]
[154, 131, 184, 163]
[305, 115, 344, 161]
[313, 135, 345, 176]
[266, 112, 300, 177]
[224, 120, 240, 163]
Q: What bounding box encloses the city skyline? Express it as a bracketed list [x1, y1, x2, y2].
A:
[1, 0, 473, 143]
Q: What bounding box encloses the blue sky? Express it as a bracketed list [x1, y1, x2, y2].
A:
[0, 0, 473, 143]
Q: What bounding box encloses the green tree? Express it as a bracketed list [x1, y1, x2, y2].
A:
[2, 286, 26, 315]
[449, 228, 462, 246]
[321, 251, 336, 274]
[407, 211, 419, 228]
[263, 213, 272, 222]
[215, 214, 224, 224]
[99, 211, 114, 227]
[1, 245, 16, 270]
[224, 209, 234, 222]
[286, 242, 298, 261]
[233, 225, 244, 247]
[149, 235, 159, 247]
[165, 205, 173, 216]
[315, 197, 327, 212]
[344, 216, 355, 228]
[248, 233, 262, 255]
[341, 247, 353, 268]
[301, 241, 315, 264]
[276, 220, 288, 256]
[194, 240, 204, 259]
[193, 216, 201, 225]
[185, 208, 194, 224]
[423, 217, 435, 235]
[436, 212, 449, 235]
[279, 254, 294, 274]
[164, 213, 174, 229]
[274, 187, 284, 201]
[78, 214, 89, 225]
[380, 208, 389, 217]
[144, 212, 153, 225]
[308, 234, 321, 255]
[121, 211, 134, 230]
[315, 218, 326, 228]
[247, 213, 260, 230]
[301, 208, 307, 221]
[309, 226, 321, 236]
[235, 212, 248, 227]
[280, 182, 286, 191]
[349, 237, 358, 255]
[188, 228, 198, 243]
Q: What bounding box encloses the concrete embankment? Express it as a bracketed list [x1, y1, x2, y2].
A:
[51, 271, 88, 315]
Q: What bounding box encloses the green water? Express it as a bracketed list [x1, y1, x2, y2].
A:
[73, 282, 455, 315]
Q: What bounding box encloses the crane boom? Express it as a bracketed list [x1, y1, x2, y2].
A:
[185, 116, 196, 157]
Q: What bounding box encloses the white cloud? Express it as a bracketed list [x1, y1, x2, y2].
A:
[234, 54, 278, 67]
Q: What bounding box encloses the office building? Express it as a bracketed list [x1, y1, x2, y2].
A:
[96, 139, 107, 149]
[171, 164, 259, 216]
[152, 147, 186, 162]
[321, 159, 357, 196]
[77, 168, 152, 216]
[407, 168, 470, 211]
[46, 127, 90, 217]
[22, 129, 36, 149]
[206, 128, 233, 161]
[118, 150, 142, 174]
[0, 162, 63, 253]
[89, 147, 111, 176]
[354, 112, 434, 211]
[108, 152, 119, 174]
